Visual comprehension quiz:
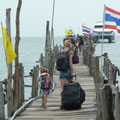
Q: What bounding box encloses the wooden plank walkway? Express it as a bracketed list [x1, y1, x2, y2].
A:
[15, 54, 97, 120]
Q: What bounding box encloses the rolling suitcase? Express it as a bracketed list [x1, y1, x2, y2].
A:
[62, 82, 85, 110]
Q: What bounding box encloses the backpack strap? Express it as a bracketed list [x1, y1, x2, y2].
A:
[65, 49, 73, 68]
[65, 49, 72, 56]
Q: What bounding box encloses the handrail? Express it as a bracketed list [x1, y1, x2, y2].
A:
[9, 79, 56, 120]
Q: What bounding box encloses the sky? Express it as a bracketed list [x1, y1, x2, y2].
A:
[0, 0, 120, 37]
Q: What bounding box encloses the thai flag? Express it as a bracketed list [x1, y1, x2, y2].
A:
[105, 6, 120, 33]
[82, 25, 91, 36]
[91, 30, 98, 35]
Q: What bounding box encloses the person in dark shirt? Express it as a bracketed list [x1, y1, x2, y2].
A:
[77, 36, 84, 54]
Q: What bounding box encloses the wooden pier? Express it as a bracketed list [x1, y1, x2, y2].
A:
[14, 54, 97, 120]
[0, 2, 120, 119]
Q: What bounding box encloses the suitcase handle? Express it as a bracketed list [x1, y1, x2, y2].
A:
[72, 74, 76, 81]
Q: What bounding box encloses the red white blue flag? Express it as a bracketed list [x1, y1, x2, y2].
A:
[105, 6, 120, 33]
[91, 30, 98, 35]
[82, 25, 91, 36]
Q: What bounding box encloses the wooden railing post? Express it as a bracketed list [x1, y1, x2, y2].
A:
[40, 53, 44, 67]
[14, 0, 22, 112]
[94, 56, 102, 120]
[6, 8, 14, 117]
[89, 38, 94, 76]
[0, 82, 5, 119]
[54, 44, 59, 59]
[94, 56, 100, 84]
[103, 53, 108, 75]
[108, 62, 112, 83]
[18, 63, 24, 106]
[32, 65, 39, 98]
[48, 50, 55, 80]
[45, 21, 50, 68]
[112, 65, 118, 85]
[114, 89, 120, 120]
[100, 84, 114, 120]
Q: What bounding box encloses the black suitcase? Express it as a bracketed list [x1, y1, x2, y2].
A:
[62, 82, 85, 110]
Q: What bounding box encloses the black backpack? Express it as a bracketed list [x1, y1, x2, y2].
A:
[56, 50, 70, 71]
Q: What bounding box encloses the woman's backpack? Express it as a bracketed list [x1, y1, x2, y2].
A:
[40, 73, 50, 90]
[56, 50, 70, 72]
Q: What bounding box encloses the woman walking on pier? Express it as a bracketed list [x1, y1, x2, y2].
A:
[58, 40, 75, 109]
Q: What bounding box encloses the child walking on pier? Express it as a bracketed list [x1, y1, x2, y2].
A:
[37, 67, 52, 108]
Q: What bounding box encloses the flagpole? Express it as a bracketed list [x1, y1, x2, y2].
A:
[51, 0, 55, 50]
[101, 5, 105, 73]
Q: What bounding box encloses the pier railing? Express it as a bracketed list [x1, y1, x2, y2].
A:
[0, 63, 40, 119]
[82, 36, 120, 120]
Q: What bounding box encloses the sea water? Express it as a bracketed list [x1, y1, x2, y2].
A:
[94, 35, 120, 89]
[0, 36, 63, 99]
[0, 36, 120, 99]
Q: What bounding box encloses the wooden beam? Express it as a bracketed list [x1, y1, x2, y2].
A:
[6, 8, 14, 117]
[0, 82, 5, 119]
[100, 84, 114, 120]
[94, 56, 100, 84]
[14, 0, 22, 111]
[32, 65, 39, 98]
[18, 63, 24, 106]
[114, 89, 120, 120]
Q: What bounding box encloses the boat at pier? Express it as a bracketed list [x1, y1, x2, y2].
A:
[92, 21, 115, 43]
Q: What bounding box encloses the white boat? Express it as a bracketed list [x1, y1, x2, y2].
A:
[92, 21, 115, 43]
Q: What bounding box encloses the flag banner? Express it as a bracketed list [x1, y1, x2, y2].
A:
[105, 6, 120, 33]
[90, 30, 98, 35]
[65, 29, 72, 35]
[82, 25, 91, 36]
[1, 25, 16, 63]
